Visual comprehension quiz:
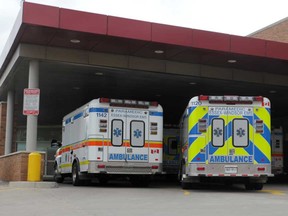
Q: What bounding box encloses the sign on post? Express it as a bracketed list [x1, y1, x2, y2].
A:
[23, 88, 40, 115]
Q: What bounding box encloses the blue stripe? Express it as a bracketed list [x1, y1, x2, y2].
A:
[65, 118, 71, 124]
[253, 114, 270, 144]
[89, 108, 108, 112]
[244, 141, 254, 155]
[74, 112, 83, 120]
[188, 107, 196, 115]
[149, 111, 163, 116]
[191, 152, 205, 163]
[188, 137, 197, 147]
[254, 145, 270, 164]
[266, 108, 271, 115]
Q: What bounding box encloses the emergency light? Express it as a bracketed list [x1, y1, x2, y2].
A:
[199, 95, 263, 104]
[100, 98, 158, 108]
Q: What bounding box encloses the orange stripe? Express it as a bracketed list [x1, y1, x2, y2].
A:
[57, 140, 163, 155]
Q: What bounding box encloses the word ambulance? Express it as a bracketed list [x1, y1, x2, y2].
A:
[179, 95, 273, 190]
[54, 98, 163, 186]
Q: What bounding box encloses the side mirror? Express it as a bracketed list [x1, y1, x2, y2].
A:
[51, 139, 62, 148]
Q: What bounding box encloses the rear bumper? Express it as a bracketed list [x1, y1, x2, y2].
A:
[183, 163, 273, 182]
[87, 161, 162, 175]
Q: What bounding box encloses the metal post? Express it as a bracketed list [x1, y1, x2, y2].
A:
[26, 60, 39, 152]
[4, 90, 14, 154]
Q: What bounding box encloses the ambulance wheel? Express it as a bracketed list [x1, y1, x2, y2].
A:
[181, 181, 191, 190]
[130, 175, 150, 187]
[245, 183, 263, 191]
[54, 164, 64, 183]
[72, 162, 82, 186]
[254, 183, 263, 190]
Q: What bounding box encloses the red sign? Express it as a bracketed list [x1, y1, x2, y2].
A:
[23, 88, 40, 115]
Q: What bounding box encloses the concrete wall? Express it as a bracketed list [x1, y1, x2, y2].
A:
[0, 151, 45, 181]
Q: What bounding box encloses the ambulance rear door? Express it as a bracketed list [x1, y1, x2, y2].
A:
[208, 106, 254, 173]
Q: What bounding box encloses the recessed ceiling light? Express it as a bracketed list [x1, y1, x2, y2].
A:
[227, 59, 237, 63]
[95, 72, 103, 76]
[73, 87, 80, 90]
[70, 39, 81, 43]
[269, 90, 277, 94]
[189, 82, 197, 85]
[154, 50, 164, 54]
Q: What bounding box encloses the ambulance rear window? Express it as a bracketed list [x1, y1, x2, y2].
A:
[111, 119, 124, 146]
[130, 121, 145, 147]
[212, 118, 224, 147]
[232, 119, 249, 147]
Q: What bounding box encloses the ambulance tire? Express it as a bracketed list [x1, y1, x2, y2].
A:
[245, 183, 263, 191]
[181, 181, 191, 190]
[54, 164, 64, 184]
[253, 183, 263, 190]
[130, 175, 150, 187]
[72, 162, 82, 186]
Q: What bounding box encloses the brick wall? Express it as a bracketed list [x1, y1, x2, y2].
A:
[0, 102, 7, 155]
[250, 18, 288, 43]
[0, 151, 45, 181]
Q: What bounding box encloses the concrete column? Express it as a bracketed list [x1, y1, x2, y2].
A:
[26, 60, 39, 152]
[4, 91, 14, 154]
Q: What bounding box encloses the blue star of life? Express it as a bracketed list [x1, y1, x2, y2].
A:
[134, 129, 142, 138]
[214, 128, 223, 137]
[113, 128, 122, 137]
[237, 128, 245, 137]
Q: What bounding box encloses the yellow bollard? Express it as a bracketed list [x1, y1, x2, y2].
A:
[27, 152, 41, 182]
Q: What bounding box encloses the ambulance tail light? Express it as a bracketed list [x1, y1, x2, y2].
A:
[197, 167, 205, 171]
[99, 119, 108, 133]
[152, 165, 159, 169]
[257, 167, 266, 172]
[198, 119, 207, 133]
[150, 122, 158, 135]
[97, 164, 106, 169]
[255, 120, 264, 133]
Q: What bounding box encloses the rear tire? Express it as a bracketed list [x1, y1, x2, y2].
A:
[130, 175, 151, 187]
[245, 183, 263, 191]
[72, 162, 82, 186]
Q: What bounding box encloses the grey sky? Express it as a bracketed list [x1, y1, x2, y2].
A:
[0, 0, 287, 54]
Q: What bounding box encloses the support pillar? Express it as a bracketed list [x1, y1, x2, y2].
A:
[4, 90, 14, 154]
[26, 60, 39, 152]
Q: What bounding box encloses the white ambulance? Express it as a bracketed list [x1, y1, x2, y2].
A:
[271, 127, 284, 175]
[54, 98, 163, 186]
[179, 95, 273, 190]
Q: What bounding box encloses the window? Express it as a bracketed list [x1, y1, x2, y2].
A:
[168, 138, 178, 155]
[130, 121, 145, 147]
[233, 119, 249, 147]
[111, 119, 123, 146]
[212, 118, 224, 147]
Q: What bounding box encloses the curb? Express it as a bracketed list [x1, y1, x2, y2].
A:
[9, 181, 59, 188]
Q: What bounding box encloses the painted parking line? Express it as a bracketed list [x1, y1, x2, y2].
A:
[261, 190, 286, 196]
[183, 190, 190, 195]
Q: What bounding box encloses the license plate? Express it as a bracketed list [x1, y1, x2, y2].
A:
[225, 166, 238, 174]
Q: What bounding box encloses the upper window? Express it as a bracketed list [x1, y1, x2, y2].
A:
[232, 119, 249, 147]
[168, 138, 178, 155]
[130, 121, 145, 147]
